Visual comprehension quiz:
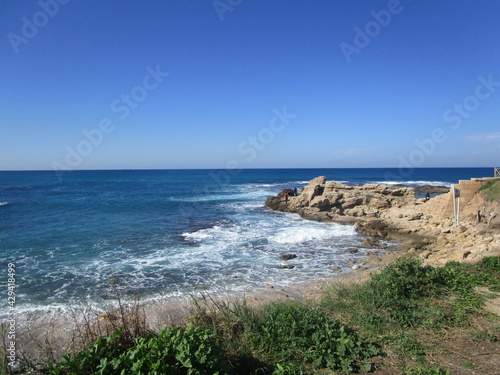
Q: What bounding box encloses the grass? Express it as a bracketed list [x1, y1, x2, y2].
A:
[7, 257, 500, 374]
[320, 256, 500, 373]
[479, 178, 500, 201]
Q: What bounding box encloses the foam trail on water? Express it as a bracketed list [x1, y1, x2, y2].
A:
[376, 180, 451, 187]
[269, 222, 355, 244]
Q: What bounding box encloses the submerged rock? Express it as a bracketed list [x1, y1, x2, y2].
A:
[279, 254, 297, 261]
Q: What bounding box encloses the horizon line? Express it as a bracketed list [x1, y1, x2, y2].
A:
[0, 166, 496, 173]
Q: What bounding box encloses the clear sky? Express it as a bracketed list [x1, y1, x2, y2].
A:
[1, 0, 499, 171]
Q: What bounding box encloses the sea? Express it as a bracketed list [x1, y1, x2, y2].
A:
[0, 167, 493, 316]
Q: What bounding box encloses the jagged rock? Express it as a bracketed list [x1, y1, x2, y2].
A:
[342, 197, 364, 210]
[324, 180, 347, 192]
[362, 238, 379, 247]
[370, 198, 391, 209]
[365, 255, 383, 265]
[420, 250, 432, 259]
[408, 212, 423, 221]
[279, 254, 297, 261]
[345, 248, 358, 253]
[377, 230, 388, 238]
[310, 197, 333, 210]
[344, 207, 365, 217]
[278, 265, 295, 269]
[309, 176, 327, 185]
[414, 185, 450, 195]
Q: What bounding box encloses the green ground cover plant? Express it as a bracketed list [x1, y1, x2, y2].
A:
[479, 179, 500, 201]
[321, 256, 500, 372]
[50, 325, 230, 375]
[190, 300, 379, 374]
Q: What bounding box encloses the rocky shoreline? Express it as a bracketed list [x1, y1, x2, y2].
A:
[266, 176, 500, 268]
[16, 177, 500, 364]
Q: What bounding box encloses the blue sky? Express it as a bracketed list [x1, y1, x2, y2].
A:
[1, 0, 499, 171]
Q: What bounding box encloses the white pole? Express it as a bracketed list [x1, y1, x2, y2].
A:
[457, 196, 460, 227]
[452, 186, 457, 227]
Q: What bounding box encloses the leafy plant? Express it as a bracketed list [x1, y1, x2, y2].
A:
[50, 325, 230, 375]
[248, 303, 379, 373]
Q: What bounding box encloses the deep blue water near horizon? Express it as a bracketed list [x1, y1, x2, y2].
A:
[0, 167, 493, 314]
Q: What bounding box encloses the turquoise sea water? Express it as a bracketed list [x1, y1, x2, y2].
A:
[0, 168, 492, 314]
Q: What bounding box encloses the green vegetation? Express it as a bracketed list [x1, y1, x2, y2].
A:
[321, 257, 500, 373]
[190, 301, 379, 374]
[8, 257, 500, 374]
[322, 257, 498, 333]
[479, 178, 500, 201]
[51, 325, 229, 375]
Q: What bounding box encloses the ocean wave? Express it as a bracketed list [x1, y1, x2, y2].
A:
[0, 202, 8, 206]
[168, 190, 270, 203]
[241, 181, 308, 189]
[181, 224, 242, 243]
[269, 222, 355, 244]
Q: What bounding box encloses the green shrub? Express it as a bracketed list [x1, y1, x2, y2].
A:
[320, 257, 499, 373]
[249, 303, 379, 373]
[50, 325, 230, 375]
[356, 257, 488, 329]
[479, 179, 500, 201]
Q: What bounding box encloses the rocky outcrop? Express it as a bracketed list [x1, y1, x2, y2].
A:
[265, 176, 416, 223]
[266, 177, 500, 266]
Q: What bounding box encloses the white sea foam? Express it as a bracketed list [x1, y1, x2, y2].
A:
[169, 189, 271, 203]
[269, 222, 355, 244]
[405, 180, 452, 187]
[0, 202, 8, 206]
[376, 180, 451, 187]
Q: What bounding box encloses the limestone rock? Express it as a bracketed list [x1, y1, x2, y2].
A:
[265, 175, 500, 269]
[342, 197, 364, 210]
